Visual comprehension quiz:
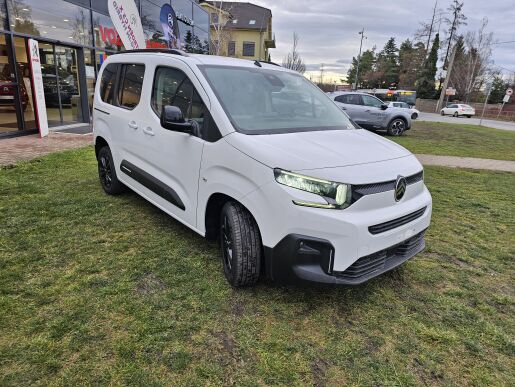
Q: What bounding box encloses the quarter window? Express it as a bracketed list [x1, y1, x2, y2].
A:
[99, 63, 119, 105]
[151, 67, 221, 142]
[118, 64, 145, 109]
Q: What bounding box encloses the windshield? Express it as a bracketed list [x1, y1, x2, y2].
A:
[200, 65, 355, 134]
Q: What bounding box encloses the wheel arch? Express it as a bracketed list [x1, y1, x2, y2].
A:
[204, 192, 261, 241]
[94, 136, 109, 158]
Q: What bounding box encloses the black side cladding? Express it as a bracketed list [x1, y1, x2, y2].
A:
[120, 160, 185, 210]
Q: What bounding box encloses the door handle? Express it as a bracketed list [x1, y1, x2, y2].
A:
[128, 121, 138, 130]
[143, 127, 155, 136]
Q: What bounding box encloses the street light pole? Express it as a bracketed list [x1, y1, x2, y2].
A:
[354, 28, 366, 90]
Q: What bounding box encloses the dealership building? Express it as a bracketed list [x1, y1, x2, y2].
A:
[0, 0, 209, 137]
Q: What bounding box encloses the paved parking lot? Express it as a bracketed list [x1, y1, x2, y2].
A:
[418, 112, 515, 131]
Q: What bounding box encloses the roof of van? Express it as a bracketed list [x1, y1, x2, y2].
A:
[110, 49, 285, 70]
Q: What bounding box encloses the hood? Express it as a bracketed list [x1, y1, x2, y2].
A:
[225, 129, 412, 171]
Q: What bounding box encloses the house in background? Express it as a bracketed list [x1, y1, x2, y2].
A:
[200, 1, 276, 61]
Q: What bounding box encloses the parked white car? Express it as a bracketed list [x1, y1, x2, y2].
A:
[388, 101, 420, 120]
[441, 104, 475, 118]
[93, 50, 432, 287]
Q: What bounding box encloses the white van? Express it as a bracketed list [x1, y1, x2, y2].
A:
[93, 50, 432, 287]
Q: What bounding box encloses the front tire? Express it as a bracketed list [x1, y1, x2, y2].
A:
[411, 112, 418, 119]
[220, 202, 261, 287]
[387, 118, 406, 136]
[453, 111, 458, 117]
[97, 146, 125, 195]
[441, 110, 445, 116]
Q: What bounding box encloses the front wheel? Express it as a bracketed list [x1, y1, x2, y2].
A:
[387, 118, 406, 136]
[441, 110, 445, 116]
[453, 111, 458, 117]
[220, 202, 261, 287]
[411, 112, 418, 119]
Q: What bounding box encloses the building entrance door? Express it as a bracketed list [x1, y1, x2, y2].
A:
[38, 42, 85, 126]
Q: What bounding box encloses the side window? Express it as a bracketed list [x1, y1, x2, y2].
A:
[99, 63, 118, 105]
[362, 95, 384, 108]
[151, 67, 221, 142]
[334, 95, 345, 103]
[118, 64, 145, 109]
[345, 94, 362, 105]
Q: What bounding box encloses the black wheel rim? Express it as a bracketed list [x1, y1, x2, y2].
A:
[221, 215, 233, 272]
[99, 155, 113, 189]
[390, 120, 405, 135]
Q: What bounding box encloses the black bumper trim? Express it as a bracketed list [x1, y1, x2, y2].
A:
[264, 230, 426, 285]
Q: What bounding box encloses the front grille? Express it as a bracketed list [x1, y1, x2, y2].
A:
[352, 170, 423, 202]
[369, 207, 427, 235]
[333, 231, 425, 281]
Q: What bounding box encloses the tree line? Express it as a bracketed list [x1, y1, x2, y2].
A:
[344, 0, 513, 103]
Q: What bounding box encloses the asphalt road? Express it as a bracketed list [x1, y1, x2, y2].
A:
[418, 112, 515, 131]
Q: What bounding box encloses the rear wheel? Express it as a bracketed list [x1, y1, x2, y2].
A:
[220, 202, 261, 287]
[466, 115, 472, 118]
[387, 118, 406, 136]
[97, 146, 125, 195]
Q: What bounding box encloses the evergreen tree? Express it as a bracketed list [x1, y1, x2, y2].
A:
[488, 76, 507, 103]
[398, 39, 425, 89]
[346, 48, 375, 88]
[416, 33, 440, 98]
[375, 37, 400, 88]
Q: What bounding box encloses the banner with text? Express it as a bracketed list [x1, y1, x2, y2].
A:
[108, 0, 146, 50]
[28, 39, 49, 138]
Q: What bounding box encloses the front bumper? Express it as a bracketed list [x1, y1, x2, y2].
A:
[264, 229, 426, 285]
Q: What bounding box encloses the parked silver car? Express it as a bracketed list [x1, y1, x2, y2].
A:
[327, 92, 412, 136]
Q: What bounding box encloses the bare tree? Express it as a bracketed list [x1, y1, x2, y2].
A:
[442, 0, 467, 67]
[282, 32, 306, 74]
[210, 2, 234, 56]
[414, 1, 443, 56]
[450, 18, 494, 101]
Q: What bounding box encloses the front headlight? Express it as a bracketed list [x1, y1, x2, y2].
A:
[274, 169, 352, 209]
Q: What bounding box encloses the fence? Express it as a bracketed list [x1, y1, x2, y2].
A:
[415, 99, 515, 122]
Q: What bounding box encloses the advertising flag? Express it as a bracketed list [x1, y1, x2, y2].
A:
[108, 0, 146, 50]
[160, 4, 181, 49]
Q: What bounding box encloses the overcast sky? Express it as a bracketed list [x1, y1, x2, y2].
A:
[232, 0, 515, 83]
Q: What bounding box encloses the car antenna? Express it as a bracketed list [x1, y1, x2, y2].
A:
[253, 60, 262, 67]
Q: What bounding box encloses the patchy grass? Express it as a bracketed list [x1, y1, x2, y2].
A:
[391, 121, 515, 161]
[1, 147, 514, 385]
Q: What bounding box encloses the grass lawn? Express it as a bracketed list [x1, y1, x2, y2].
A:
[391, 121, 515, 161]
[1, 147, 514, 385]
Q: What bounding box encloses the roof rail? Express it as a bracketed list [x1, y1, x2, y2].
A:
[110, 48, 189, 57]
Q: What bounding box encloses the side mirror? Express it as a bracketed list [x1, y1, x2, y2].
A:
[161, 105, 194, 133]
[380, 104, 388, 110]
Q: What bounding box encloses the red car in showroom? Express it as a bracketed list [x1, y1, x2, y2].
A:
[0, 69, 29, 111]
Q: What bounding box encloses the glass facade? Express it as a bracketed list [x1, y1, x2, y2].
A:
[0, 0, 210, 135]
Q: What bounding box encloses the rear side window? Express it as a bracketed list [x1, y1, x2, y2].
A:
[99, 63, 118, 104]
[118, 64, 145, 109]
[151, 66, 221, 142]
[335, 94, 362, 105]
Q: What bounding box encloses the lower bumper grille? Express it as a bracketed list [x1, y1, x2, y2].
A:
[333, 230, 425, 282]
[369, 207, 427, 235]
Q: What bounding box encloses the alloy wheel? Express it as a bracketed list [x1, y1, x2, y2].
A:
[221, 215, 233, 272]
[389, 119, 405, 136]
[98, 155, 113, 189]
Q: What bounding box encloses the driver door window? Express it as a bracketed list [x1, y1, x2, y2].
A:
[151, 66, 220, 141]
[361, 95, 383, 108]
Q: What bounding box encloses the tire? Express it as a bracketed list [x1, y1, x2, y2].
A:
[453, 111, 458, 117]
[220, 202, 261, 287]
[387, 118, 406, 136]
[411, 112, 418, 119]
[97, 146, 125, 195]
[441, 110, 445, 116]
[466, 115, 471, 118]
